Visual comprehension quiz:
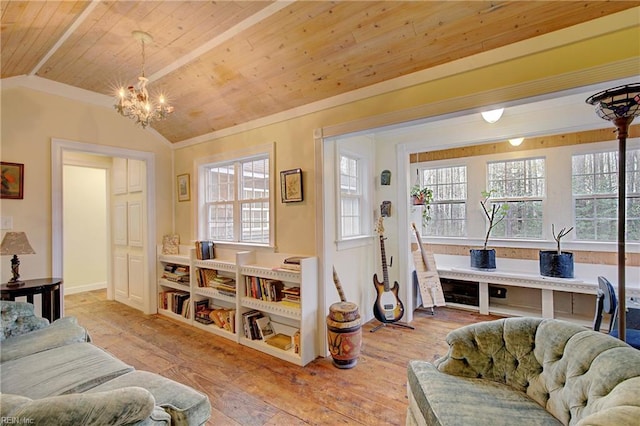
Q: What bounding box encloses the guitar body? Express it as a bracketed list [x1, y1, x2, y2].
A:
[372, 273, 404, 323]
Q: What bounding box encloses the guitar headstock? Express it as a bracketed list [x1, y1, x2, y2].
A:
[375, 216, 385, 235]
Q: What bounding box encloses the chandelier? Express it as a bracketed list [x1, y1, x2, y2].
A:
[114, 31, 174, 128]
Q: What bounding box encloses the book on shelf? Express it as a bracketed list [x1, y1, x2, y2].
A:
[195, 241, 215, 260]
[283, 256, 306, 265]
[208, 308, 235, 332]
[245, 276, 284, 302]
[293, 330, 300, 354]
[196, 268, 217, 287]
[162, 263, 190, 283]
[266, 333, 293, 351]
[256, 315, 275, 341]
[241, 310, 263, 340]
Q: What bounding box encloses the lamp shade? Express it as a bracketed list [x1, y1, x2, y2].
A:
[481, 108, 504, 124]
[585, 83, 640, 121]
[0, 232, 35, 255]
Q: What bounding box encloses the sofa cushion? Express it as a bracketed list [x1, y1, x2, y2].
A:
[0, 387, 170, 426]
[0, 316, 90, 362]
[1, 342, 133, 398]
[408, 361, 562, 426]
[0, 300, 49, 340]
[88, 371, 211, 426]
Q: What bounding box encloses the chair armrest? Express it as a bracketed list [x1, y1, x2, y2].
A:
[0, 301, 49, 341]
[434, 317, 544, 390]
[0, 387, 168, 426]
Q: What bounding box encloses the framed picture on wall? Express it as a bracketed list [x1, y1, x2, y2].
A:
[1, 162, 24, 199]
[177, 173, 190, 202]
[280, 168, 303, 203]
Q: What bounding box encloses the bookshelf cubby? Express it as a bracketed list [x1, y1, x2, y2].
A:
[157, 245, 319, 366]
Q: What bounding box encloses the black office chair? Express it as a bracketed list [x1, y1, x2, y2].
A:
[593, 276, 640, 349]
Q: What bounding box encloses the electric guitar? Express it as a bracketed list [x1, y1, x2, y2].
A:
[372, 217, 404, 323]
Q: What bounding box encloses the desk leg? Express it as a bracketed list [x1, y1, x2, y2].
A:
[479, 281, 489, 315]
[541, 289, 554, 319]
[41, 290, 53, 322]
[53, 287, 61, 321]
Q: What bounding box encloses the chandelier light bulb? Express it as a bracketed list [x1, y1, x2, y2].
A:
[481, 108, 504, 124]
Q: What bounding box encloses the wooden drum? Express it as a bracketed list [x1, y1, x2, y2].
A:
[326, 301, 362, 369]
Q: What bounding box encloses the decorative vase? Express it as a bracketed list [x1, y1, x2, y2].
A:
[470, 249, 496, 271]
[539, 251, 574, 278]
[326, 301, 362, 369]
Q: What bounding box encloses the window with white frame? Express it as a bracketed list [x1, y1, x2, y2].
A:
[421, 165, 467, 236]
[339, 153, 363, 238]
[487, 157, 545, 239]
[201, 154, 270, 244]
[572, 149, 640, 241]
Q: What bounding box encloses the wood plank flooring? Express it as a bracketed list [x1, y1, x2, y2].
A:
[64, 291, 501, 426]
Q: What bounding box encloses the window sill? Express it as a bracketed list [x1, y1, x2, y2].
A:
[336, 235, 375, 251]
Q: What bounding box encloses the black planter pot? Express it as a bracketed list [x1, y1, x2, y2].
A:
[470, 249, 496, 271]
[539, 251, 574, 278]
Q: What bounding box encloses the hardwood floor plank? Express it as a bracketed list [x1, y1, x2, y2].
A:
[63, 290, 501, 425]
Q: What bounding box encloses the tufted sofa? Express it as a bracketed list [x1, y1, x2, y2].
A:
[406, 317, 640, 426]
[0, 301, 211, 425]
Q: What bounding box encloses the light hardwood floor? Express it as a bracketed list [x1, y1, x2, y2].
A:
[64, 291, 501, 426]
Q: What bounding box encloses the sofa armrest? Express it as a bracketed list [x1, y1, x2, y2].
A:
[434, 317, 544, 391]
[0, 301, 49, 341]
[0, 387, 170, 426]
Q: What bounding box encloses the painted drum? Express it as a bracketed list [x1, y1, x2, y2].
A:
[326, 301, 362, 369]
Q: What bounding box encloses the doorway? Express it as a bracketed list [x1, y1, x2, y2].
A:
[51, 138, 157, 315]
[63, 162, 108, 295]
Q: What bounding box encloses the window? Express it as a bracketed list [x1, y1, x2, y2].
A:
[201, 154, 270, 244]
[487, 157, 545, 239]
[339, 153, 363, 238]
[421, 165, 467, 236]
[572, 149, 640, 241]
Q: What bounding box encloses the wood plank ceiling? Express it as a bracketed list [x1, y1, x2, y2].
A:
[2, 1, 638, 143]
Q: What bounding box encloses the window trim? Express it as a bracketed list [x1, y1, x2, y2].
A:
[195, 143, 275, 248]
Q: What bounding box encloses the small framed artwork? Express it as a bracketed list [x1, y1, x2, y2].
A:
[177, 173, 190, 202]
[280, 168, 303, 203]
[1, 162, 24, 199]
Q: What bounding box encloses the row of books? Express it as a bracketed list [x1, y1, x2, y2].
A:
[159, 290, 190, 318]
[195, 240, 215, 260]
[241, 311, 296, 351]
[245, 276, 284, 302]
[162, 263, 189, 284]
[277, 256, 305, 272]
[194, 300, 236, 332]
[281, 286, 301, 308]
[195, 268, 237, 296]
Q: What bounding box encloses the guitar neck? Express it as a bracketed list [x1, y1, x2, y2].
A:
[379, 235, 390, 291]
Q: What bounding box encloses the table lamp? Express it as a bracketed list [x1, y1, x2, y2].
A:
[0, 231, 35, 287]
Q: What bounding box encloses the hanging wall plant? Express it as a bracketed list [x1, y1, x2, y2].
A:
[539, 225, 574, 278]
[410, 184, 433, 225]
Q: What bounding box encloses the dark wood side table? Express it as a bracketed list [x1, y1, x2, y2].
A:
[1, 278, 63, 322]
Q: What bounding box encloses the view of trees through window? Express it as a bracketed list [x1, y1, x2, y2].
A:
[488, 158, 545, 239]
[422, 166, 467, 237]
[572, 149, 640, 241]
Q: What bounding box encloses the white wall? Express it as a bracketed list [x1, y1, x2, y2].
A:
[63, 165, 107, 294]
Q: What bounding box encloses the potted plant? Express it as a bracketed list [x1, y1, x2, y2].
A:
[470, 190, 509, 270]
[410, 184, 433, 225]
[539, 225, 574, 278]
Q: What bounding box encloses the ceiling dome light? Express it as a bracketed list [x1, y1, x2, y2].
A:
[481, 108, 504, 123]
[509, 137, 524, 146]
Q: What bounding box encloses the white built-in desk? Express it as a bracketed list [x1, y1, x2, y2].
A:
[436, 263, 640, 327]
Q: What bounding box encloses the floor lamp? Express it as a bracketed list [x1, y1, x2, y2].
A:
[586, 83, 640, 342]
